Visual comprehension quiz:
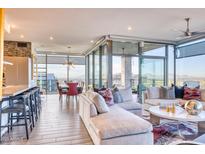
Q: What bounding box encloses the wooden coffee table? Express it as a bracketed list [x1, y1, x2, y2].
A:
[149, 106, 205, 134]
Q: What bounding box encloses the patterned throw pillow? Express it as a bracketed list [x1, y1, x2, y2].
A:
[183, 87, 201, 100]
[98, 88, 114, 106]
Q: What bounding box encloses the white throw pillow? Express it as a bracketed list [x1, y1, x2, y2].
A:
[85, 91, 96, 100]
[147, 87, 160, 99]
[85, 91, 99, 116]
[119, 87, 133, 102]
[90, 103, 98, 117]
[92, 93, 109, 114]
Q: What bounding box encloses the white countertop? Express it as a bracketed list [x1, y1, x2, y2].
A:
[2, 84, 37, 99]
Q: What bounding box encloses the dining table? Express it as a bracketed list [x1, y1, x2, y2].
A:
[59, 83, 83, 93]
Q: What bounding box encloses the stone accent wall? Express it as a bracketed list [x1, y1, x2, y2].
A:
[4, 40, 32, 57]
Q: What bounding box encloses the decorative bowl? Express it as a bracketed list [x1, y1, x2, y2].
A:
[185, 100, 203, 115]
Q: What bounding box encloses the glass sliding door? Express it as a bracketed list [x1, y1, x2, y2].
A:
[140, 57, 165, 90]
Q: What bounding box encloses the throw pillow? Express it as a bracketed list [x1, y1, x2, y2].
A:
[98, 88, 114, 106]
[147, 87, 160, 99]
[94, 87, 106, 93]
[112, 87, 123, 103]
[183, 87, 201, 100]
[90, 103, 98, 117]
[119, 87, 133, 102]
[92, 93, 109, 114]
[172, 85, 185, 99]
[200, 89, 205, 101]
[160, 86, 175, 99]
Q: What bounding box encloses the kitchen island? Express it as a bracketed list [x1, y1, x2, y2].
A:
[2, 84, 37, 100]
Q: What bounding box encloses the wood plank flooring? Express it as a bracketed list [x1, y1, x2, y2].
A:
[1, 95, 93, 145]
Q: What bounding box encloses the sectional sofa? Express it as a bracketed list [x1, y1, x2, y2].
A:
[79, 89, 153, 145]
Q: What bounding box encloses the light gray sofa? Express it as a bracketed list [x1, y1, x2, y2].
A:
[79, 91, 153, 145]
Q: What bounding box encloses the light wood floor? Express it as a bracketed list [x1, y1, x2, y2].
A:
[1, 95, 93, 145]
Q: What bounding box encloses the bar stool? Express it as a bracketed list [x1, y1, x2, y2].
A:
[0, 93, 33, 143]
[30, 89, 38, 122]
[34, 87, 41, 116]
[28, 87, 41, 127]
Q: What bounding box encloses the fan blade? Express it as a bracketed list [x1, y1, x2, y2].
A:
[192, 31, 205, 35]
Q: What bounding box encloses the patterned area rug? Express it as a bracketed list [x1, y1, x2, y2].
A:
[153, 122, 198, 145]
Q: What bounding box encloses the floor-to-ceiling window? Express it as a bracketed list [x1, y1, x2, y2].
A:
[140, 43, 166, 90]
[85, 39, 174, 97]
[112, 56, 122, 87]
[112, 41, 139, 88]
[176, 55, 205, 88]
[68, 56, 85, 82]
[141, 58, 164, 89]
[131, 57, 139, 93]
[36, 54, 85, 94]
[36, 54, 47, 94]
[176, 39, 205, 88]
[86, 44, 109, 89]
[47, 55, 68, 94]
[168, 45, 174, 86]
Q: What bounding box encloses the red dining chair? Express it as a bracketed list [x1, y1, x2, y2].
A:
[67, 82, 78, 102]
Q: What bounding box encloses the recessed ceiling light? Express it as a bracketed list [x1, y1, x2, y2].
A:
[128, 26, 132, 31]
[11, 24, 16, 28]
[90, 40, 94, 43]
[20, 34, 24, 38]
[49, 36, 54, 40]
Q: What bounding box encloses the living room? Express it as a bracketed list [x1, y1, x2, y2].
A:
[1, 0, 205, 153]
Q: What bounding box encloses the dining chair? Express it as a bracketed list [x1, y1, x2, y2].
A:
[67, 82, 78, 103]
[77, 81, 84, 94]
[57, 81, 67, 101]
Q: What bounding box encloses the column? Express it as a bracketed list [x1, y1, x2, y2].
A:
[121, 56, 132, 88]
[107, 40, 112, 88]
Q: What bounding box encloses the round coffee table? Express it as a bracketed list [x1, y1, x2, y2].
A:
[149, 106, 205, 137]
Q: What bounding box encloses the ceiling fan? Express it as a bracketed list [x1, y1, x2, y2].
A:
[175, 17, 205, 40]
[63, 61, 75, 68]
[63, 46, 75, 68]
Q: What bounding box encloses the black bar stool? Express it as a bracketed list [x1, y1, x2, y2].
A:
[34, 87, 41, 116]
[0, 93, 33, 143]
[26, 87, 41, 127]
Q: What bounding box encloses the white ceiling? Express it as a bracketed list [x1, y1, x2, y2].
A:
[4, 8, 205, 54]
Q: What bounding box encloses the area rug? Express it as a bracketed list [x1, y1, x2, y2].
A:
[153, 122, 198, 145]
